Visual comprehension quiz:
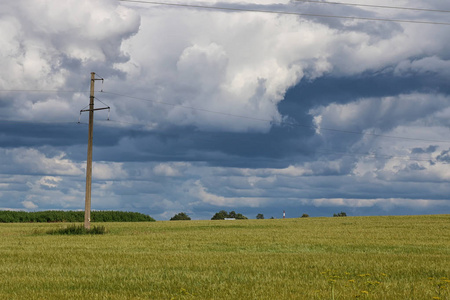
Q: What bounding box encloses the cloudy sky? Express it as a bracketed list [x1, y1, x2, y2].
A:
[1, 0, 449, 220]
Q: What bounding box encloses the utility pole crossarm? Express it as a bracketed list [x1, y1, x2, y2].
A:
[80, 107, 110, 113]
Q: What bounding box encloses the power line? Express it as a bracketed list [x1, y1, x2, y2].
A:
[0, 119, 80, 127]
[293, 0, 450, 14]
[101, 90, 450, 144]
[118, 0, 450, 26]
[92, 119, 440, 163]
[314, 149, 433, 163]
[102, 90, 283, 124]
[2, 88, 449, 144]
[0, 89, 89, 93]
[0, 118, 441, 164]
[96, 119, 146, 127]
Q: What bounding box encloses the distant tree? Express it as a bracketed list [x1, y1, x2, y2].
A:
[211, 210, 229, 220]
[333, 211, 347, 217]
[170, 212, 191, 221]
[256, 213, 264, 219]
[235, 213, 248, 220]
[270, 216, 275, 219]
[301, 214, 309, 218]
[211, 210, 248, 220]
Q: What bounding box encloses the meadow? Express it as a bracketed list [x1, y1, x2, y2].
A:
[0, 215, 449, 299]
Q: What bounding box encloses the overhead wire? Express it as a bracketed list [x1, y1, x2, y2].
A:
[292, 0, 450, 14]
[0, 119, 79, 126]
[117, 0, 450, 26]
[100, 90, 450, 144]
[0, 116, 441, 163]
[313, 148, 435, 163]
[1, 86, 445, 164]
[91, 118, 438, 163]
[2, 88, 449, 143]
[0, 89, 89, 93]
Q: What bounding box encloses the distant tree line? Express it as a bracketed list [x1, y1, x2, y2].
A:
[0, 210, 155, 223]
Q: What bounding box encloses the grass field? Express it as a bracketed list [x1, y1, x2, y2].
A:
[0, 215, 449, 299]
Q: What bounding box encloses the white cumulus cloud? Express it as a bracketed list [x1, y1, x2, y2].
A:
[21, 200, 38, 210]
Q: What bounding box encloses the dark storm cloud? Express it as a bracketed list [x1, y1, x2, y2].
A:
[284, 70, 450, 109]
[0, 121, 85, 148]
[85, 122, 319, 169]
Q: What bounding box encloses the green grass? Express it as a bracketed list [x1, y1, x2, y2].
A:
[46, 224, 107, 235]
[0, 215, 449, 299]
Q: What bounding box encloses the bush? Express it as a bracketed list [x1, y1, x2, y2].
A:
[46, 225, 107, 235]
[256, 213, 264, 219]
[301, 214, 309, 218]
[170, 212, 191, 221]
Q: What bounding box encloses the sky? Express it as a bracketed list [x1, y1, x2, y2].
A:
[0, 0, 449, 220]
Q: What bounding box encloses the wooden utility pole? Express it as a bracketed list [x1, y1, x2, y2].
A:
[81, 72, 109, 230]
[84, 72, 95, 229]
